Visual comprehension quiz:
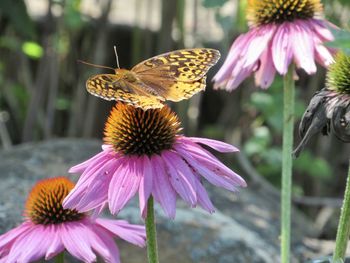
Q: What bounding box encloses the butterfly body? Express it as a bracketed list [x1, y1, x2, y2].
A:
[86, 48, 220, 109]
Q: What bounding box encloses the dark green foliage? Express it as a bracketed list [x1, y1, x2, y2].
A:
[202, 0, 229, 8]
[0, 0, 36, 38]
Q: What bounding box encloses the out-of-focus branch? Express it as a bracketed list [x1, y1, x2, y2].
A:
[82, 0, 113, 138]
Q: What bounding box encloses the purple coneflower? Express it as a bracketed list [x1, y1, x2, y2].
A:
[63, 103, 246, 219]
[0, 177, 146, 263]
[213, 0, 335, 90]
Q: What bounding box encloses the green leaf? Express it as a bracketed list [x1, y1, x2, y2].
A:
[64, 0, 84, 31]
[0, 0, 36, 38]
[215, 13, 234, 36]
[244, 126, 271, 156]
[294, 152, 332, 180]
[202, 0, 228, 8]
[327, 28, 350, 55]
[55, 97, 70, 110]
[22, 41, 44, 59]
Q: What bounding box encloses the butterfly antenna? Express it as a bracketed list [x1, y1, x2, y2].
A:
[114, 45, 120, 69]
[77, 60, 115, 71]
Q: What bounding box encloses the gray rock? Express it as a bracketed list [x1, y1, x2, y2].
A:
[0, 139, 321, 262]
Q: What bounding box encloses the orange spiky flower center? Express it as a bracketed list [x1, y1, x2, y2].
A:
[25, 177, 85, 225]
[247, 0, 323, 26]
[104, 103, 181, 156]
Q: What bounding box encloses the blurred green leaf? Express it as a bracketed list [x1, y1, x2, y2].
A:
[64, 0, 84, 31]
[244, 126, 271, 155]
[327, 28, 350, 55]
[202, 124, 225, 139]
[215, 13, 234, 36]
[0, 0, 36, 38]
[294, 151, 332, 180]
[0, 36, 21, 51]
[202, 0, 228, 8]
[22, 41, 43, 59]
[55, 97, 70, 110]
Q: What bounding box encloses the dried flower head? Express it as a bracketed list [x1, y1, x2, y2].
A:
[293, 52, 350, 157]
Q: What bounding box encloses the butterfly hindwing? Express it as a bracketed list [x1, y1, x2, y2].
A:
[86, 74, 164, 109]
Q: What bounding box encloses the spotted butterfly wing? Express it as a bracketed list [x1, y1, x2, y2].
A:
[86, 48, 220, 109]
[132, 48, 220, 101]
[86, 73, 165, 109]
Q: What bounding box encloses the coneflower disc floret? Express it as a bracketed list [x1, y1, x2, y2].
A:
[104, 103, 181, 156]
[247, 0, 323, 26]
[25, 177, 84, 225]
[327, 52, 350, 94]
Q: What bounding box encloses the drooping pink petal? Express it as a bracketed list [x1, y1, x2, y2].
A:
[193, 177, 215, 213]
[0, 222, 32, 256]
[314, 41, 334, 67]
[213, 33, 252, 84]
[292, 21, 317, 74]
[60, 222, 97, 262]
[176, 147, 238, 191]
[45, 225, 64, 260]
[73, 159, 118, 212]
[69, 150, 111, 174]
[226, 60, 256, 91]
[96, 218, 146, 247]
[108, 157, 141, 214]
[162, 151, 197, 206]
[174, 142, 246, 187]
[272, 22, 293, 75]
[7, 225, 49, 262]
[91, 225, 121, 263]
[255, 45, 276, 89]
[243, 24, 276, 68]
[309, 19, 335, 42]
[91, 202, 108, 219]
[184, 137, 239, 152]
[63, 157, 117, 210]
[138, 156, 153, 218]
[151, 155, 177, 218]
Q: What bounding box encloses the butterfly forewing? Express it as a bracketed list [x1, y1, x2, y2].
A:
[132, 48, 220, 82]
[85, 48, 220, 109]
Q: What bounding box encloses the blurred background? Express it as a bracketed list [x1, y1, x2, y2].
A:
[0, 0, 350, 250]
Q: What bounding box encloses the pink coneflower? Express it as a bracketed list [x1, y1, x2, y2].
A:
[0, 177, 146, 263]
[213, 0, 335, 90]
[63, 103, 246, 219]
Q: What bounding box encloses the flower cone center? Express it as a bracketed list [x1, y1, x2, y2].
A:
[104, 103, 181, 156]
[26, 177, 85, 225]
[247, 0, 323, 26]
[327, 52, 350, 95]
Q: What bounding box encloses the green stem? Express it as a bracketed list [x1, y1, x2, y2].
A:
[145, 196, 159, 263]
[55, 252, 64, 263]
[281, 64, 295, 263]
[333, 159, 350, 263]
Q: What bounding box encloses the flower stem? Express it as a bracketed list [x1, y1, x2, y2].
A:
[145, 196, 159, 263]
[55, 252, 64, 263]
[281, 64, 295, 263]
[333, 159, 350, 263]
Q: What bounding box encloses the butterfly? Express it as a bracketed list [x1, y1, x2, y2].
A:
[84, 48, 220, 109]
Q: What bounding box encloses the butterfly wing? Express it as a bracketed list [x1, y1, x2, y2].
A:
[86, 74, 165, 109]
[131, 48, 220, 101]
